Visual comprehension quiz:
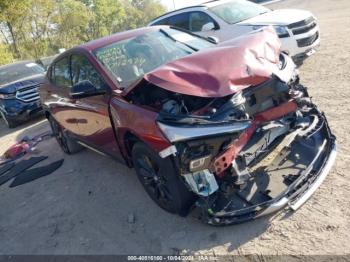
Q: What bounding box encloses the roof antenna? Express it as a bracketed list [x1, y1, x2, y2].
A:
[173, 0, 176, 9]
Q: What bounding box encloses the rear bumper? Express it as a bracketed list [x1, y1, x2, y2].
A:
[204, 114, 336, 226]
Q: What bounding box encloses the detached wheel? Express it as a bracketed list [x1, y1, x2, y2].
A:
[48, 115, 83, 154]
[132, 142, 196, 216]
[0, 111, 17, 128]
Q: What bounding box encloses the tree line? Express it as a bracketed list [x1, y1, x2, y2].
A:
[0, 0, 166, 65]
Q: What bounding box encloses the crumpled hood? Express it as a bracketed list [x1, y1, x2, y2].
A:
[143, 27, 295, 98]
[0, 74, 45, 94]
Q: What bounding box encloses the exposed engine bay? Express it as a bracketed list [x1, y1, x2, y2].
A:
[126, 71, 336, 225]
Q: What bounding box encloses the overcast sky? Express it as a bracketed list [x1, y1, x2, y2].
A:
[160, 0, 208, 10]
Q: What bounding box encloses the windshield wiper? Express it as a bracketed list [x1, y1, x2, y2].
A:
[159, 29, 198, 52]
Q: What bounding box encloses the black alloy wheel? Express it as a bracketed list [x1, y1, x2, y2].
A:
[48, 116, 70, 153]
[136, 154, 174, 210]
[48, 115, 83, 154]
[132, 142, 196, 215]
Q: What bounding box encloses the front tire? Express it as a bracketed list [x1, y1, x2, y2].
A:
[0, 111, 17, 128]
[48, 115, 83, 154]
[132, 142, 196, 216]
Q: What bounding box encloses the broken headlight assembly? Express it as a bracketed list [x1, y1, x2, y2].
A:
[157, 120, 250, 197]
[156, 120, 251, 143]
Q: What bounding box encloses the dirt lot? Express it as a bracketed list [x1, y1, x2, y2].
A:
[0, 0, 349, 255]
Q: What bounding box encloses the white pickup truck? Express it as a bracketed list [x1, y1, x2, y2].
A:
[149, 0, 320, 65]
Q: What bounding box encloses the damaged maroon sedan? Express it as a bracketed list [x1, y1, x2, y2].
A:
[40, 26, 336, 225]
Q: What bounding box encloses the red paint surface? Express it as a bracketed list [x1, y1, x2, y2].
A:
[109, 97, 171, 161]
[42, 26, 296, 167]
[144, 27, 293, 98]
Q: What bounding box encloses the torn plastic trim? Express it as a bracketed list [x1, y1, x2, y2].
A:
[256, 138, 337, 217]
[183, 169, 219, 197]
[256, 197, 289, 218]
[289, 142, 337, 210]
[211, 100, 298, 174]
[256, 138, 328, 217]
[157, 121, 251, 143]
[159, 145, 177, 158]
[204, 123, 336, 225]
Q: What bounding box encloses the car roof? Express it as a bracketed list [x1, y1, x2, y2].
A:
[77, 26, 166, 52]
[203, 0, 238, 8]
[150, 5, 208, 24]
[149, 0, 236, 24]
[51, 25, 201, 66]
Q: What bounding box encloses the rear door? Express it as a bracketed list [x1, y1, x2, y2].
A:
[70, 53, 121, 157]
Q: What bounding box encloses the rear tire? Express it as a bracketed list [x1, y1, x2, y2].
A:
[0, 111, 17, 128]
[132, 142, 196, 216]
[48, 115, 84, 154]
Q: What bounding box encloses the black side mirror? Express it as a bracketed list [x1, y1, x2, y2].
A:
[70, 80, 104, 99]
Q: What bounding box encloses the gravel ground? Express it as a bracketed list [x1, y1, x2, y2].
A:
[0, 0, 349, 255]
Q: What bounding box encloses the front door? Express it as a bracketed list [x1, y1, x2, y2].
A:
[49, 56, 80, 134]
[70, 54, 122, 158]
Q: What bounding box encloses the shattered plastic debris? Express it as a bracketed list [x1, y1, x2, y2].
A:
[0, 131, 52, 164]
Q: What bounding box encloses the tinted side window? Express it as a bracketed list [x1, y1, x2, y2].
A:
[152, 17, 169, 25]
[53, 57, 71, 87]
[71, 55, 106, 90]
[189, 12, 216, 32]
[168, 13, 190, 30]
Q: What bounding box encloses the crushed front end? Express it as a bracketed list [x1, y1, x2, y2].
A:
[153, 74, 336, 225]
[124, 28, 336, 225]
[126, 69, 336, 225]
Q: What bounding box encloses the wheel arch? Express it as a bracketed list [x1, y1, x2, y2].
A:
[123, 131, 143, 167]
